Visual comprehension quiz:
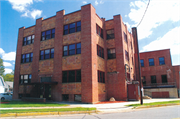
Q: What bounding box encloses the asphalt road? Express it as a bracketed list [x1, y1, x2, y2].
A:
[4, 105, 180, 119]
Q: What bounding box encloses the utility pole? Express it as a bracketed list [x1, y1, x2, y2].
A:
[132, 27, 143, 105]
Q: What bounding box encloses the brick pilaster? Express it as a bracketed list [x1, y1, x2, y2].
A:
[114, 15, 127, 100]
[13, 27, 25, 99]
[51, 10, 65, 101]
[81, 4, 98, 103]
[32, 18, 43, 82]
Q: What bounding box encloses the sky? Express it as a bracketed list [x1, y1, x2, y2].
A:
[0, 0, 180, 74]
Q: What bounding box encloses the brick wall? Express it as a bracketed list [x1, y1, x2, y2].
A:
[64, 11, 81, 24]
[62, 55, 81, 70]
[62, 83, 81, 94]
[63, 32, 81, 45]
[20, 63, 32, 74]
[40, 39, 54, 50]
[22, 44, 34, 54]
[42, 17, 56, 31]
[39, 59, 54, 75]
[98, 83, 106, 101]
[173, 66, 180, 90]
[23, 26, 35, 37]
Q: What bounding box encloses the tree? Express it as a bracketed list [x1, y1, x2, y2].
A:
[3, 73, 14, 82]
[0, 57, 5, 76]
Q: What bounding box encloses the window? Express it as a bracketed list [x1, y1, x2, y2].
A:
[40, 48, 54, 60]
[124, 32, 127, 43]
[62, 70, 81, 83]
[98, 70, 105, 83]
[107, 49, 116, 59]
[69, 44, 75, 55]
[140, 59, 144, 67]
[19, 74, 32, 84]
[63, 43, 81, 56]
[161, 75, 167, 83]
[96, 24, 103, 39]
[23, 34, 35, 46]
[41, 28, 55, 41]
[149, 58, 154, 66]
[62, 94, 69, 101]
[125, 50, 129, 61]
[63, 21, 81, 35]
[21, 53, 33, 63]
[106, 29, 114, 39]
[141, 76, 146, 85]
[97, 45, 104, 58]
[151, 75, 156, 84]
[159, 57, 165, 65]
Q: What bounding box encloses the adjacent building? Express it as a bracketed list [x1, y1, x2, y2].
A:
[13, 4, 140, 103]
[140, 49, 179, 98]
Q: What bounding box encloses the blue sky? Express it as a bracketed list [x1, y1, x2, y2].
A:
[0, 0, 180, 74]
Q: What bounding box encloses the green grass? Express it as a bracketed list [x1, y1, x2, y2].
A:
[0, 101, 68, 108]
[0, 107, 96, 114]
[126, 100, 180, 107]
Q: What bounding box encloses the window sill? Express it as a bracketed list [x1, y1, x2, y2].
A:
[97, 55, 104, 59]
[41, 37, 54, 42]
[63, 54, 81, 57]
[63, 31, 81, 36]
[107, 58, 116, 60]
[39, 58, 54, 61]
[106, 38, 115, 40]
[21, 62, 32, 64]
[22, 43, 34, 47]
[62, 82, 81, 84]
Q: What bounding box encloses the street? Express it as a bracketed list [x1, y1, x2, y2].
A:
[4, 105, 180, 119]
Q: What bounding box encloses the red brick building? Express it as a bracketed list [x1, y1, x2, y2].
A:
[13, 4, 139, 103]
[140, 49, 179, 98]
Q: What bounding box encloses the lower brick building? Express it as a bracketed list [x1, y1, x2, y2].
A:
[140, 49, 180, 98]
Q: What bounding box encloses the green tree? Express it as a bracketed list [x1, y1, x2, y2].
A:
[0, 57, 5, 75]
[3, 73, 14, 82]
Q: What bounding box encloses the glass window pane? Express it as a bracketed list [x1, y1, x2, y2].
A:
[31, 53, 33, 57]
[42, 32, 45, 36]
[68, 70, 75, 82]
[63, 51, 68, 56]
[77, 21, 81, 26]
[32, 35, 35, 39]
[62, 71, 67, 83]
[41, 51, 44, 55]
[21, 75, 23, 79]
[77, 43, 81, 48]
[45, 49, 50, 59]
[26, 54, 29, 58]
[70, 23, 75, 28]
[64, 25, 68, 30]
[29, 75, 32, 79]
[52, 29, 55, 33]
[69, 44, 75, 50]
[51, 49, 54, 58]
[64, 46, 68, 51]
[46, 30, 51, 35]
[76, 70, 81, 82]
[24, 75, 28, 79]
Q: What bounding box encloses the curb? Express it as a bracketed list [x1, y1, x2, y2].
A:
[0, 110, 98, 117]
[135, 103, 180, 109]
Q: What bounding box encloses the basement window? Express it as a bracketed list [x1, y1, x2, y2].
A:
[151, 75, 156, 84]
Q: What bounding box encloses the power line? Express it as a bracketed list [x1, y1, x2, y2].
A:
[137, 0, 151, 27]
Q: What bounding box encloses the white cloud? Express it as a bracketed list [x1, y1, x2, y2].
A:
[82, 1, 87, 4]
[128, 0, 180, 40]
[95, 0, 98, 6]
[8, 0, 33, 12]
[8, 0, 42, 19]
[30, 9, 42, 19]
[100, 0, 104, 4]
[140, 27, 180, 55]
[34, 0, 43, 2]
[0, 48, 16, 61]
[3, 62, 12, 67]
[4, 68, 13, 74]
[95, 0, 104, 6]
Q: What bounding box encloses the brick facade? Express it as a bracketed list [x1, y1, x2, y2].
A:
[14, 4, 179, 103]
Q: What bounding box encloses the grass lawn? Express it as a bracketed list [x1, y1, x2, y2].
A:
[0, 101, 68, 108]
[126, 100, 180, 107]
[0, 107, 96, 114]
